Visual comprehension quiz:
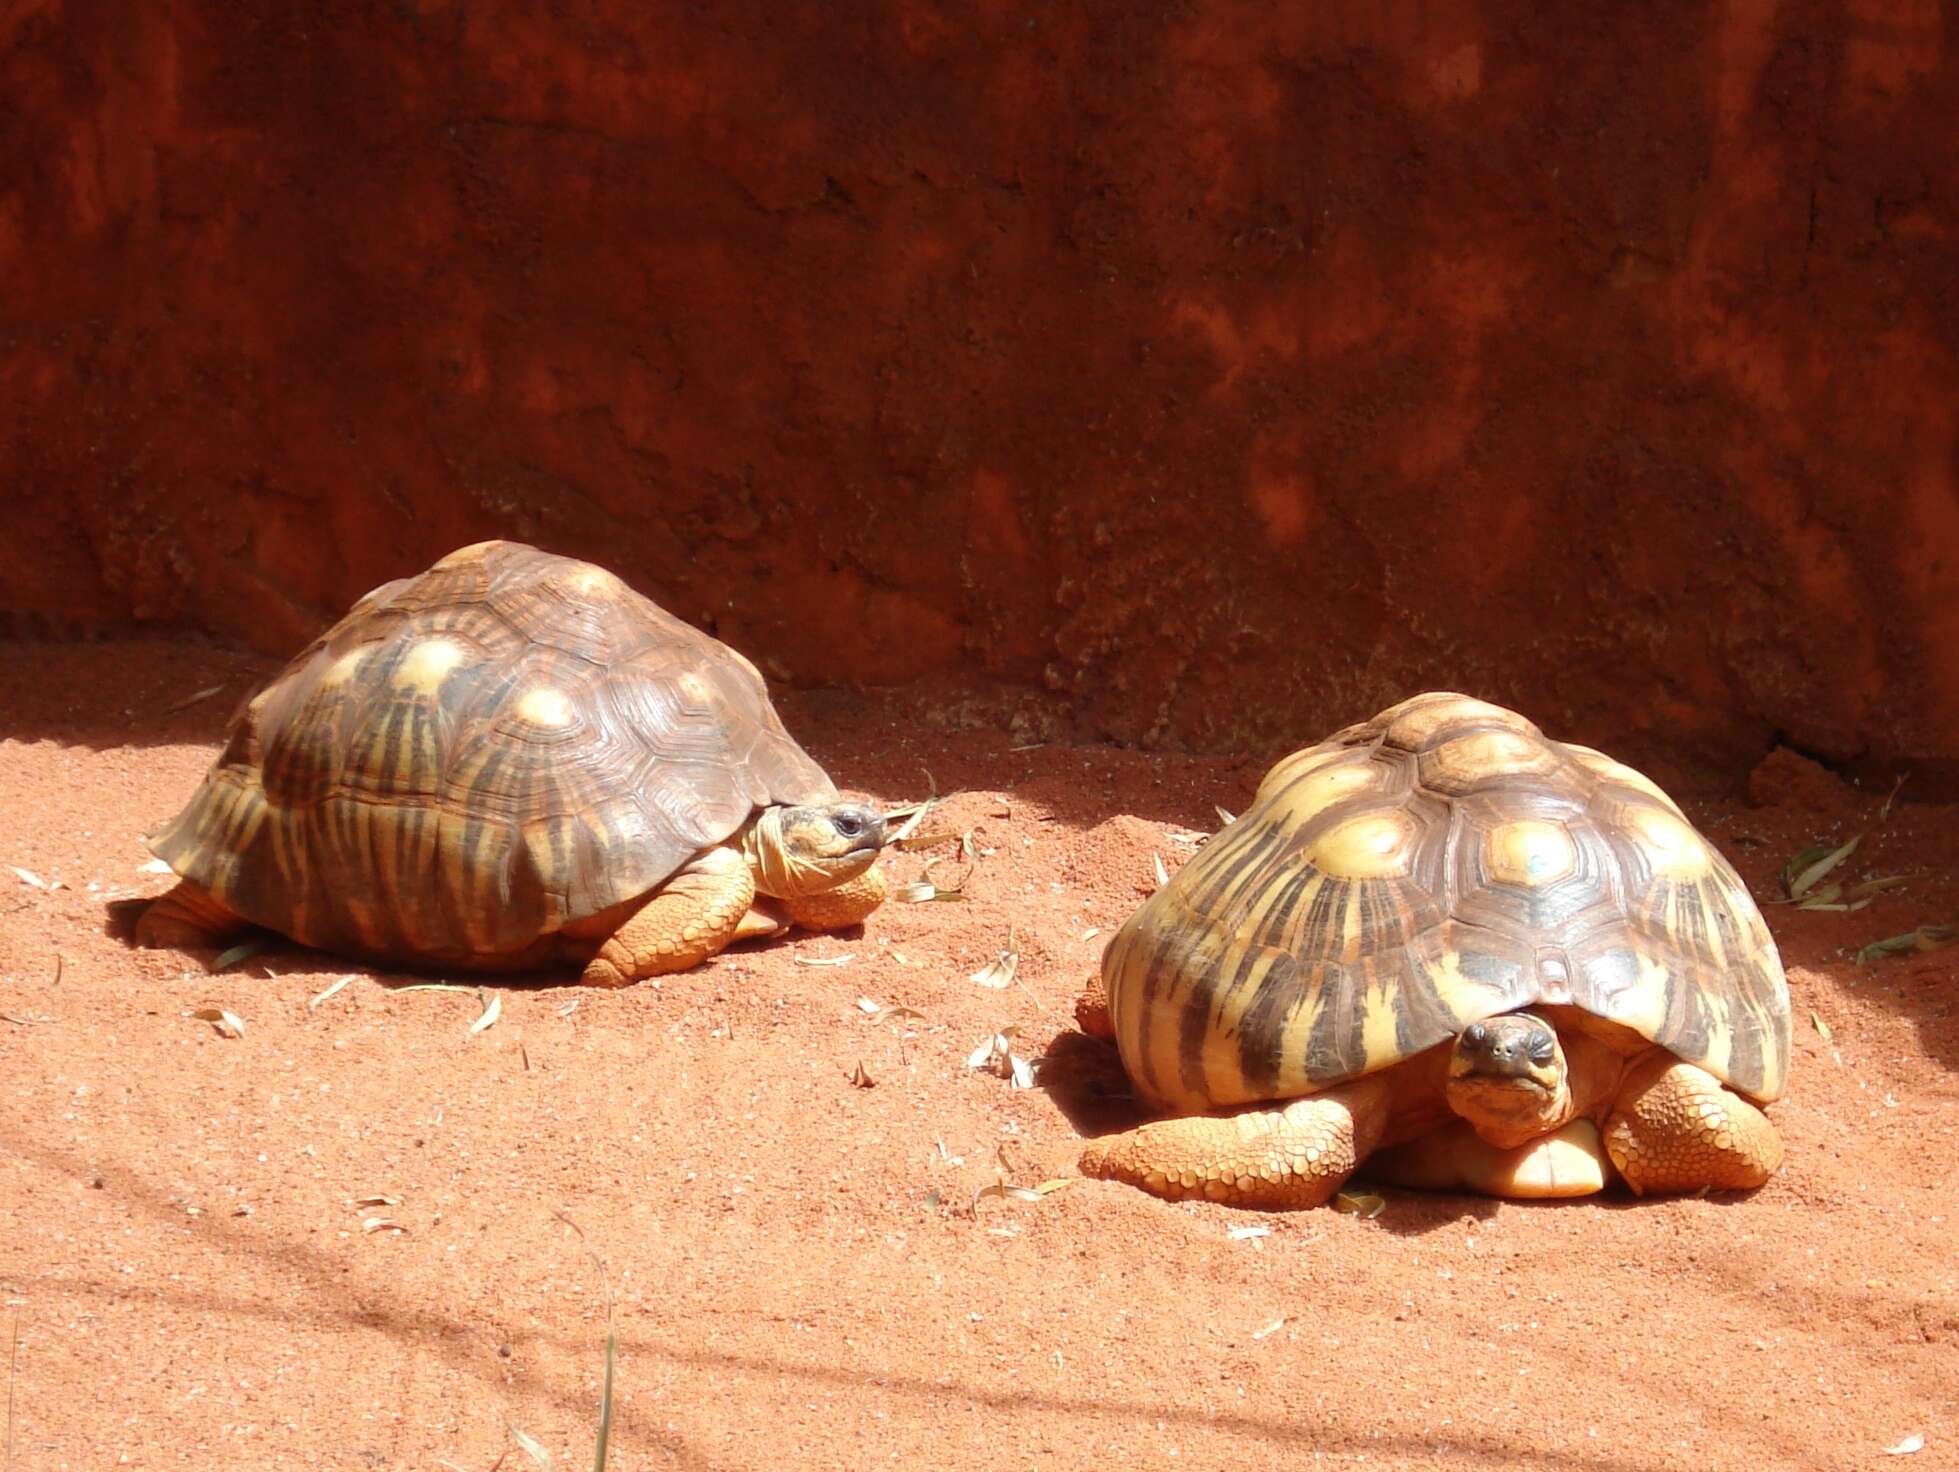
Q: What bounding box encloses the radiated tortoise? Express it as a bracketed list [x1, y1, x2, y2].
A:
[136, 540, 887, 984]
[1078, 692, 1791, 1208]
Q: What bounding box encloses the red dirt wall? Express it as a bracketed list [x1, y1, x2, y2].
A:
[4, 2, 1956, 784]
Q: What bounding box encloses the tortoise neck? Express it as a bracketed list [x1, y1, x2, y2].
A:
[739, 808, 797, 898]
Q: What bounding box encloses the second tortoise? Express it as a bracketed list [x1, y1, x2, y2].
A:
[1079, 692, 1791, 1209]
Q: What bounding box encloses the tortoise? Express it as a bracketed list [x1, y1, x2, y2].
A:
[136, 540, 888, 985]
[1077, 691, 1790, 1209]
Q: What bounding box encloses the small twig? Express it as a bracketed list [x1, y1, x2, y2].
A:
[6, 1305, 20, 1472]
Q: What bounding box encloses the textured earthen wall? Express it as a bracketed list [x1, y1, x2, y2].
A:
[3, 2, 1956, 782]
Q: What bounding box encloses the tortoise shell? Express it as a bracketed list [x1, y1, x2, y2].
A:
[1101, 692, 1791, 1116]
[149, 540, 837, 966]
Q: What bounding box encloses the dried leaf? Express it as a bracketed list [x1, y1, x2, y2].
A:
[972, 1177, 1074, 1209]
[1883, 1434, 1925, 1456]
[361, 1216, 407, 1234]
[894, 882, 940, 903]
[468, 989, 502, 1034]
[883, 798, 935, 845]
[1150, 853, 1170, 889]
[969, 951, 1019, 989]
[1810, 1011, 1834, 1043]
[209, 940, 268, 974]
[1856, 926, 1958, 964]
[1877, 773, 1908, 822]
[307, 974, 355, 1011]
[507, 1421, 557, 1471]
[848, 1060, 875, 1088]
[1227, 1224, 1271, 1240]
[793, 953, 854, 967]
[1080, 927, 1102, 942]
[1331, 1190, 1386, 1219]
[1007, 1052, 1037, 1090]
[352, 1194, 401, 1208]
[556, 997, 582, 1018]
[1845, 875, 1910, 901]
[1250, 1316, 1286, 1340]
[1215, 806, 1237, 828]
[163, 682, 226, 714]
[10, 866, 47, 889]
[1794, 882, 1843, 910]
[856, 996, 925, 1026]
[191, 1006, 245, 1039]
[1785, 835, 1860, 899]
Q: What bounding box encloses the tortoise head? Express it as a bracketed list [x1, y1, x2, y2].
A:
[1444, 1011, 1573, 1148]
[749, 800, 886, 897]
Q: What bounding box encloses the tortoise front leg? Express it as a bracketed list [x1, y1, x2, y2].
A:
[580, 848, 756, 987]
[1602, 1053, 1783, 1196]
[1078, 1073, 1393, 1210]
[135, 881, 248, 952]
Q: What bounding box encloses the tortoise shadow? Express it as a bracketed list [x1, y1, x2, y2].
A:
[102, 893, 864, 993]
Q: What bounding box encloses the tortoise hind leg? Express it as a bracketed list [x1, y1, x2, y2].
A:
[1078, 1074, 1392, 1210]
[1603, 1053, 1783, 1196]
[135, 881, 248, 951]
[580, 848, 756, 987]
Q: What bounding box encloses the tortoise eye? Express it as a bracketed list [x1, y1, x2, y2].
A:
[1528, 1031, 1557, 1063]
[835, 816, 863, 838]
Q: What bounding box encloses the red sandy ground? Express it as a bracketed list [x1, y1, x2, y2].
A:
[1, 639, 1954, 1472]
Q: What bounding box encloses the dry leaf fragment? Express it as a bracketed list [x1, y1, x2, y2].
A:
[361, 1217, 407, 1234]
[1846, 875, 1909, 901]
[352, 1194, 401, 1209]
[11, 866, 48, 889]
[966, 1028, 1038, 1088]
[1228, 1224, 1271, 1240]
[1215, 806, 1237, 828]
[969, 951, 1019, 989]
[1810, 1011, 1834, 1042]
[209, 940, 267, 974]
[793, 953, 854, 967]
[191, 1006, 245, 1038]
[1150, 853, 1170, 889]
[1882, 1434, 1925, 1456]
[163, 683, 226, 713]
[307, 974, 355, 1011]
[972, 1178, 1075, 1209]
[1784, 836, 1860, 899]
[507, 1420, 557, 1471]
[848, 1060, 875, 1088]
[1080, 927, 1102, 942]
[1331, 1190, 1386, 1219]
[1250, 1316, 1286, 1340]
[468, 988, 502, 1034]
[555, 997, 581, 1018]
[1856, 926, 1957, 964]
